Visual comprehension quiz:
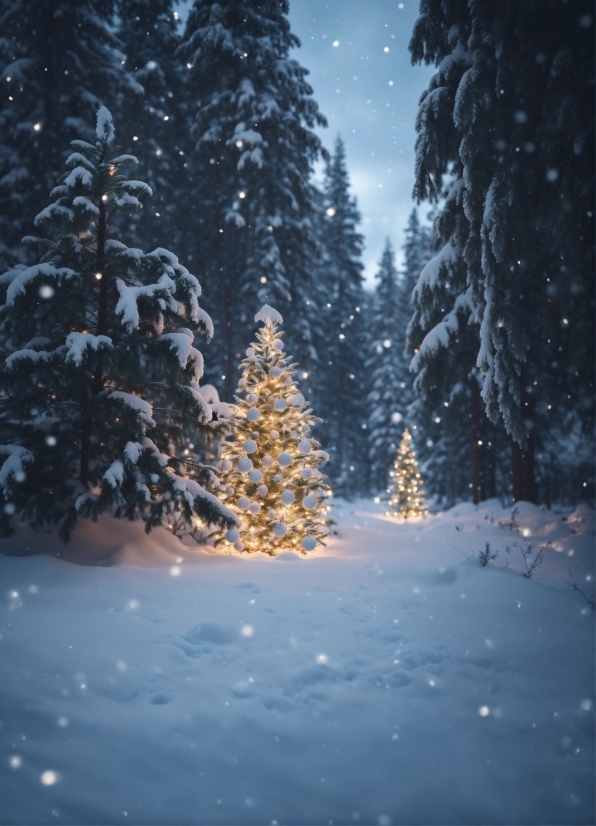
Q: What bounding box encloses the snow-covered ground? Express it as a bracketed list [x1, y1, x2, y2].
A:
[0, 499, 594, 825]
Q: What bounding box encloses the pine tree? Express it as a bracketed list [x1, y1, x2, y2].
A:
[0, 0, 140, 271]
[386, 428, 428, 518]
[315, 137, 367, 497]
[366, 239, 406, 493]
[410, 0, 595, 505]
[0, 107, 235, 541]
[115, 0, 191, 256]
[179, 0, 327, 400]
[216, 305, 329, 555]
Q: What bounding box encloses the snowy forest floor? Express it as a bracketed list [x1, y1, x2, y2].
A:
[0, 499, 594, 826]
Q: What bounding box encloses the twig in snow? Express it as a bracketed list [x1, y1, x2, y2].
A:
[499, 506, 520, 532]
[563, 563, 596, 611]
[519, 541, 550, 579]
[477, 542, 498, 567]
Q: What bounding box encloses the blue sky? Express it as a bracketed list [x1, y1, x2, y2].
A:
[286, 1, 434, 284]
[178, 1, 435, 285]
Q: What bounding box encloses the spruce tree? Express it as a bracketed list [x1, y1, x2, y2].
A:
[315, 137, 367, 497]
[366, 239, 407, 493]
[410, 0, 595, 504]
[0, 0, 139, 270]
[0, 108, 235, 540]
[386, 428, 427, 518]
[115, 0, 191, 257]
[216, 305, 329, 555]
[179, 0, 327, 400]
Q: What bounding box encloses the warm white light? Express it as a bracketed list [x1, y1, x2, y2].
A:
[95, 272, 102, 280]
[326, 207, 336, 217]
[33, 122, 41, 131]
[239, 191, 246, 199]
[40, 770, 59, 786]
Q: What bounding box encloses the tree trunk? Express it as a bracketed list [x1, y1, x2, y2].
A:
[470, 376, 484, 504]
[511, 432, 537, 503]
[80, 195, 107, 485]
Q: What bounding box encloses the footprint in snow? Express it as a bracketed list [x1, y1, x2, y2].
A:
[176, 622, 237, 657]
[149, 691, 174, 705]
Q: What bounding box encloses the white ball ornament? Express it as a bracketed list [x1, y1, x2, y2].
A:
[247, 393, 258, 403]
[273, 339, 284, 351]
[268, 509, 277, 519]
[280, 490, 295, 505]
[289, 393, 305, 407]
[273, 522, 287, 537]
[246, 347, 255, 357]
[220, 459, 233, 471]
[273, 474, 282, 483]
[257, 484, 268, 495]
[302, 495, 317, 510]
[225, 528, 240, 543]
[269, 366, 282, 377]
[301, 468, 312, 480]
[234, 541, 245, 552]
[246, 407, 260, 422]
[237, 496, 251, 510]
[248, 469, 263, 484]
[273, 398, 287, 412]
[298, 440, 311, 455]
[249, 502, 261, 514]
[302, 535, 317, 552]
[277, 451, 292, 467]
[243, 440, 257, 453]
[237, 457, 253, 472]
[262, 455, 273, 468]
[270, 430, 279, 439]
[238, 378, 247, 388]
[225, 485, 235, 495]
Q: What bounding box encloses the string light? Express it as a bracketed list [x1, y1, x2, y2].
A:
[216, 307, 330, 555]
[386, 428, 428, 519]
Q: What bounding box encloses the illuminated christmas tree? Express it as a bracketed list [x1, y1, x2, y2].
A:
[387, 428, 428, 518]
[217, 305, 330, 555]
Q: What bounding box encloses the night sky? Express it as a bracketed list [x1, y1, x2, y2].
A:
[179, 0, 435, 285]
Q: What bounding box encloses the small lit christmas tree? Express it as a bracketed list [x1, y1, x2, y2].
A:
[387, 428, 428, 518]
[217, 305, 330, 555]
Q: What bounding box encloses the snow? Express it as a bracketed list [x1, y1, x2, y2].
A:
[95, 106, 115, 143]
[0, 499, 592, 824]
[108, 392, 155, 428]
[64, 333, 112, 366]
[412, 241, 458, 305]
[0, 445, 34, 494]
[5, 263, 75, 305]
[63, 166, 93, 189]
[255, 304, 283, 325]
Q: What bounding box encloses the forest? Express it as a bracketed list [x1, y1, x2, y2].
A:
[0, 3, 594, 825]
[0, 0, 593, 545]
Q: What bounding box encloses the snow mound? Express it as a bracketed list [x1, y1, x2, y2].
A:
[255, 304, 283, 325]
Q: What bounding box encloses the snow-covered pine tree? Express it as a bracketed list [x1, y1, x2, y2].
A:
[216, 305, 329, 555]
[0, 0, 140, 271]
[406, 216, 509, 507]
[315, 137, 367, 497]
[115, 0, 191, 257]
[179, 0, 327, 400]
[410, 0, 595, 505]
[386, 428, 427, 518]
[366, 239, 407, 493]
[0, 107, 236, 541]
